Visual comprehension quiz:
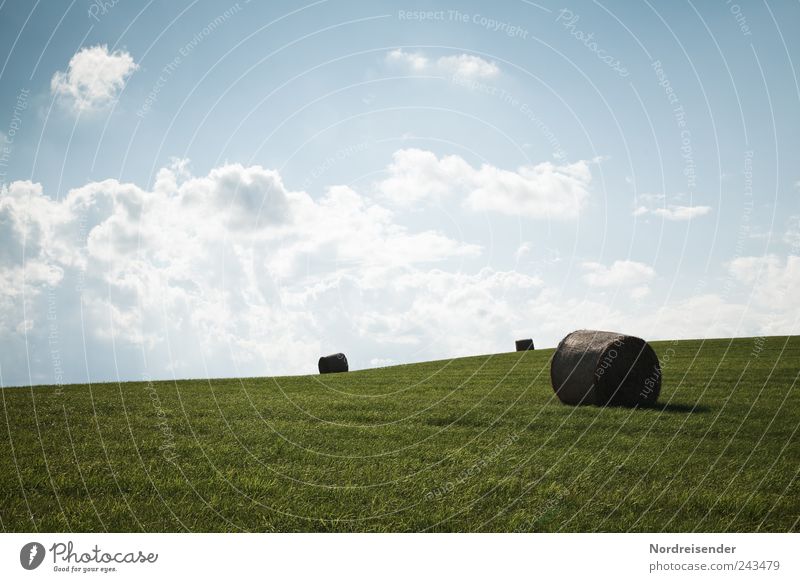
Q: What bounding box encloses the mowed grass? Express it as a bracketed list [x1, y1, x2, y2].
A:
[1, 336, 798, 532]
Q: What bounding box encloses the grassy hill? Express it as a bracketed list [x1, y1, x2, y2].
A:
[1, 336, 798, 532]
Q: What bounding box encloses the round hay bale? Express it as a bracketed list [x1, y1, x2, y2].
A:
[515, 338, 535, 351]
[318, 353, 348, 374]
[550, 330, 661, 406]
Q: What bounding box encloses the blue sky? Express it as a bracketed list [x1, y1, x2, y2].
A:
[1, 0, 798, 386]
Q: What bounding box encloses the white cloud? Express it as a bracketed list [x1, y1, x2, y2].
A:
[636, 193, 665, 203]
[386, 49, 499, 80]
[784, 215, 800, 249]
[521, 288, 769, 347]
[377, 148, 593, 219]
[628, 255, 799, 339]
[376, 148, 472, 206]
[642, 293, 757, 340]
[353, 268, 543, 355]
[652, 205, 712, 221]
[3, 152, 798, 387]
[369, 358, 396, 367]
[729, 255, 800, 310]
[465, 159, 592, 219]
[386, 49, 429, 71]
[436, 54, 500, 79]
[0, 159, 484, 383]
[582, 260, 655, 298]
[515, 242, 532, 260]
[0, 181, 70, 340]
[633, 193, 711, 221]
[51, 45, 138, 112]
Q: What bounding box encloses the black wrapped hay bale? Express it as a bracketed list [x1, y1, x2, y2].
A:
[516, 338, 535, 351]
[550, 330, 661, 406]
[318, 353, 348, 374]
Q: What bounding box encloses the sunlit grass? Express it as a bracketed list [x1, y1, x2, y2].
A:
[2, 336, 798, 532]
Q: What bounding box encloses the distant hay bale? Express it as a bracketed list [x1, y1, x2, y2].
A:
[516, 338, 535, 351]
[550, 330, 661, 406]
[318, 353, 349, 374]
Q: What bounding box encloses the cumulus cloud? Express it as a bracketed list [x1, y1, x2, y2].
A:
[369, 358, 396, 367]
[631, 255, 798, 339]
[729, 255, 800, 315]
[465, 159, 592, 219]
[535, 256, 798, 342]
[581, 260, 655, 298]
[515, 242, 532, 261]
[377, 149, 472, 206]
[377, 148, 593, 219]
[386, 49, 499, 80]
[652, 205, 712, 220]
[436, 53, 500, 79]
[0, 159, 485, 384]
[784, 215, 800, 249]
[2, 152, 797, 387]
[386, 49, 429, 71]
[51, 45, 138, 112]
[643, 294, 756, 340]
[0, 181, 70, 342]
[633, 193, 711, 221]
[582, 260, 655, 287]
[353, 268, 543, 355]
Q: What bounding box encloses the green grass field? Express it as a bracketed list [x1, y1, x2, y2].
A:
[2, 336, 798, 532]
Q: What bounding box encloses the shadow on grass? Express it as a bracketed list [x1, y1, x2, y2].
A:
[639, 402, 711, 414]
[559, 401, 711, 414]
